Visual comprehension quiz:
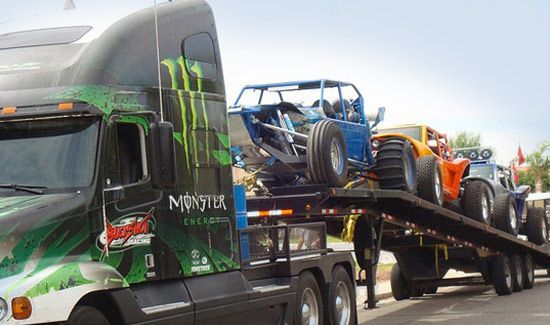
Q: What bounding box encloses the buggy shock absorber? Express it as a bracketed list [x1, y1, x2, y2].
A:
[276, 109, 298, 156]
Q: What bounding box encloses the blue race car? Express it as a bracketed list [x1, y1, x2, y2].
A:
[465, 160, 545, 242]
[228, 80, 393, 192]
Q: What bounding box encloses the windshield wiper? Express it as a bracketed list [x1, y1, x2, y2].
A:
[0, 184, 47, 195]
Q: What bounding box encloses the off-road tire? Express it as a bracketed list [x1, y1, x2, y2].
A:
[494, 193, 519, 236]
[67, 306, 110, 325]
[461, 180, 492, 225]
[390, 263, 410, 301]
[526, 207, 548, 245]
[522, 253, 535, 289]
[375, 138, 417, 193]
[416, 155, 444, 206]
[509, 253, 524, 292]
[492, 255, 513, 296]
[328, 266, 356, 325]
[307, 120, 348, 187]
[295, 271, 324, 325]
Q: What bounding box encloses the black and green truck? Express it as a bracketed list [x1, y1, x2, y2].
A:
[0, 1, 357, 324]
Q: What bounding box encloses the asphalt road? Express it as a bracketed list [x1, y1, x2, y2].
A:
[358, 271, 550, 325]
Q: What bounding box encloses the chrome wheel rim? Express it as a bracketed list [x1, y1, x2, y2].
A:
[504, 261, 512, 289]
[434, 169, 443, 204]
[481, 193, 489, 223]
[335, 281, 351, 325]
[515, 258, 523, 286]
[301, 288, 319, 325]
[330, 138, 344, 175]
[542, 219, 548, 241]
[509, 205, 517, 231]
[526, 258, 534, 283]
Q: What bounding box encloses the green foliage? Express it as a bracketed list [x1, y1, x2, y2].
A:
[523, 141, 550, 192]
[449, 130, 482, 149]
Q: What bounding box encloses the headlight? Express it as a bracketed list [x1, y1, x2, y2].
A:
[0, 298, 8, 322]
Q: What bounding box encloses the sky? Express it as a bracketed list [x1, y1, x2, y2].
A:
[2, 0, 549, 163]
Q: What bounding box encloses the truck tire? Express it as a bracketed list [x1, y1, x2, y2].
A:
[328, 266, 356, 325]
[461, 180, 492, 225]
[295, 271, 324, 325]
[307, 120, 348, 187]
[494, 193, 519, 236]
[67, 306, 109, 325]
[526, 207, 548, 245]
[416, 155, 444, 206]
[491, 255, 513, 296]
[522, 253, 535, 289]
[375, 138, 417, 194]
[509, 253, 524, 292]
[390, 263, 410, 301]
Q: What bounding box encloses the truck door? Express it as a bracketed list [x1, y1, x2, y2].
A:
[97, 115, 162, 285]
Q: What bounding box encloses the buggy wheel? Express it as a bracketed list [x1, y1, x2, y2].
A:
[492, 255, 513, 296]
[461, 180, 492, 225]
[509, 253, 524, 292]
[526, 207, 548, 245]
[522, 253, 535, 289]
[494, 193, 519, 236]
[307, 120, 348, 187]
[375, 138, 417, 193]
[416, 155, 444, 206]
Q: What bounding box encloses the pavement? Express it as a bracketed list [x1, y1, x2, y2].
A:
[356, 270, 550, 325]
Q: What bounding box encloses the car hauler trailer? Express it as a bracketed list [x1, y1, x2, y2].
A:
[246, 185, 550, 307]
[0, 1, 357, 324]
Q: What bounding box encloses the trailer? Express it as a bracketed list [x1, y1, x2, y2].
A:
[245, 185, 550, 307]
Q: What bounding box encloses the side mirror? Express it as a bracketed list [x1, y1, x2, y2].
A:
[369, 106, 385, 128]
[148, 121, 177, 190]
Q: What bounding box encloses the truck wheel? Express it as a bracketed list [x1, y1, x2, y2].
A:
[328, 266, 356, 325]
[295, 271, 324, 325]
[526, 207, 548, 245]
[509, 253, 524, 292]
[416, 155, 444, 206]
[461, 180, 492, 225]
[522, 253, 535, 289]
[307, 120, 348, 187]
[494, 193, 519, 236]
[492, 255, 513, 296]
[375, 138, 417, 194]
[390, 263, 410, 301]
[67, 306, 109, 325]
[424, 286, 438, 294]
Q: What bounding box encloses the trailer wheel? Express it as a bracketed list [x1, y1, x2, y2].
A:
[491, 255, 513, 296]
[295, 271, 324, 325]
[526, 207, 548, 245]
[509, 254, 524, 292]
[375, 138, 417, 193]
[461, 180, 492, 225]
[67, 306, 109, 325]
[328, 266, 356, 325]
[390, 264, 410, 301]
[494, 193, 519, 236]
[416, 155, 444, 206]
[522, 253, 535, 289]
[307, 120, 348, 187]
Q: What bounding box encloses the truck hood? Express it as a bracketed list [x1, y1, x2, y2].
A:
[0, 193, 88, 281]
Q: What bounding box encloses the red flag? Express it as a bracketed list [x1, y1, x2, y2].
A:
[511, 162, 519, 183]
[517, 145, 525, 165]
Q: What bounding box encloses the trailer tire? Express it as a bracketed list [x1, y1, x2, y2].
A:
[295, 271, 324, 325]
[425, 286, 438, 294]
[494, 193, 519, 236]
[390, 264, 410, 301]
[328, 266, 356, 325]
[492, 255, 513, 296]
[375, 138, 417, 193]
[461, 180, 492, 225]
[307, 120, 348, 187]
[509, 253, 524, 292]
[416, 156, 444, 206]
[522, 253, 535, 289]
[526, 207, 548, 245]
[67, 306, 109, 325]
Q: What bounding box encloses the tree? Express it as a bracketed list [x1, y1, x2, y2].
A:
[449, 131, 481, 150]
[523, 141, 550, 193]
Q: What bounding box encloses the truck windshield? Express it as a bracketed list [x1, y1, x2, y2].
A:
[469, 165, 495, 181]
[0, 117, 100, 191]
[379, 126, 422, 142]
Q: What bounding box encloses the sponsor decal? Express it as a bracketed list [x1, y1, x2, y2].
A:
[97, 208, 156, 256]
[190, 249, 212, 273]
[169, 193, 227, 213]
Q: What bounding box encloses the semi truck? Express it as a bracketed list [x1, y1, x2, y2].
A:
[0, 1, 357, 324]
